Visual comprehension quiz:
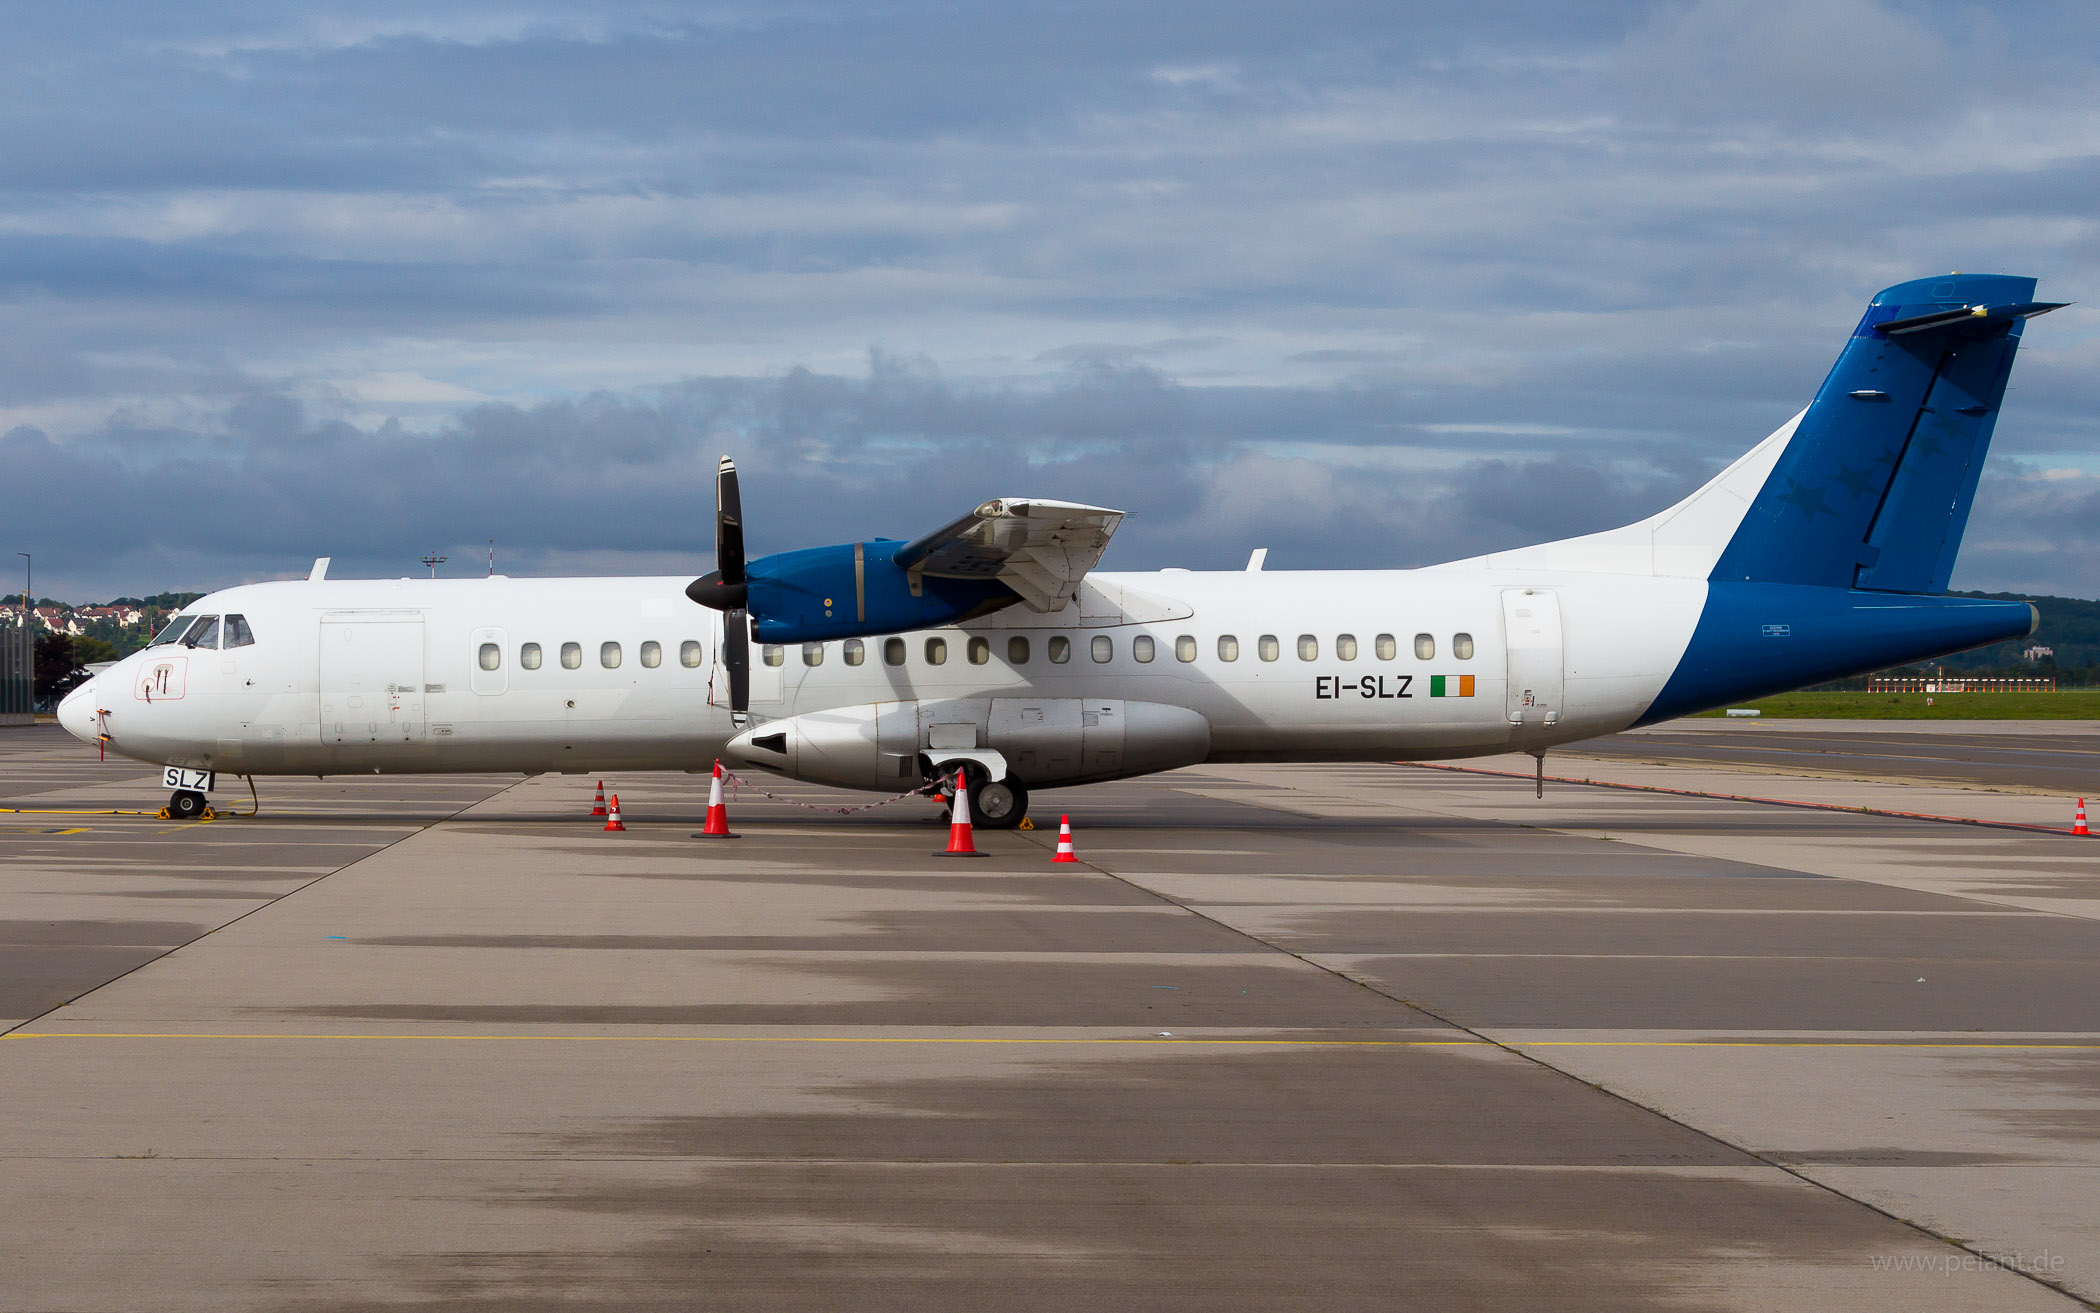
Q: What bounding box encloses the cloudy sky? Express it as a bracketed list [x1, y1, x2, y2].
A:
[5, 1, 2099, 601]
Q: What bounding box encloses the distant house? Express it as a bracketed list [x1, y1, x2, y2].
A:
[31, 606, 80, 636]
[77, 605, 143, 624]
[2023, 644, 2056, 663]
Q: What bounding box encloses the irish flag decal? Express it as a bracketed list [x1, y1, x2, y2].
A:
[1429, 675, 1476, 698]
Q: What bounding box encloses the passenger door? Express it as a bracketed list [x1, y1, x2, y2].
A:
[1500, 589, 1563, 728]
[320, 614, 427, 744]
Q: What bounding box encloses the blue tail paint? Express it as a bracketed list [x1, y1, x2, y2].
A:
[1640, 275, 2053, 723]
[1712, 274, 2046, 593]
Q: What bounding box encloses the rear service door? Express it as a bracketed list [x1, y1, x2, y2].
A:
[1500, 589, 1563, 728]
[320, 614, 426, 744]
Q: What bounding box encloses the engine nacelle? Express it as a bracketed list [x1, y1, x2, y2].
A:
[745, 541, 1018, 643]
[726, 698, 1212, 790]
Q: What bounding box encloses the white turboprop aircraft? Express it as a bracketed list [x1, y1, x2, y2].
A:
[59, 274, 2058, 826]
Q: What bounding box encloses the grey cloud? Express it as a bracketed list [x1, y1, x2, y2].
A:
[2, 2, 2098, 601]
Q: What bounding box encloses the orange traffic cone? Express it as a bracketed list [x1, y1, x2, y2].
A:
[937, 769, 987, 858]
[603, 794, 627, 832]
[698, 759, 738, 839]
[1052, 815, 1078, 863]
[590, 780, 608, 818]
[2076, 799, 2089, 836]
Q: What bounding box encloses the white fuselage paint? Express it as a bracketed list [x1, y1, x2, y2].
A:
[61, 566, 1710, 785]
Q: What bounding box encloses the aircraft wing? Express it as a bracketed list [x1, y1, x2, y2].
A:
[893, 498, 1126, 612]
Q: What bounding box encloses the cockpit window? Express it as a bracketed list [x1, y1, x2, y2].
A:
[222, 614, 255, 648]
[147, 614, 200, 647]
[184, 617, 222, 649]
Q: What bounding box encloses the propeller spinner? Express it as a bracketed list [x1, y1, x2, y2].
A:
[686, 455, 751, 712]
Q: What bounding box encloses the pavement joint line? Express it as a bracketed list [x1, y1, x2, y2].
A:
[0, 778, 529, 1042]
[0, 1032, 1488, 1045]
[1405, 760, 2090, 836]
[1057, 780, 2100, 1310]
[6, 1033, 2100, 1048]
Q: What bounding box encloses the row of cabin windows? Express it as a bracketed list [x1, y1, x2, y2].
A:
[477, 639, 705, 672]
[757, 632, 1477, 668]
[477, 631, 1478, 673]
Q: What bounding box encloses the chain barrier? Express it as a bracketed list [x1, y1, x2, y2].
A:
[718, 769, 943, 817]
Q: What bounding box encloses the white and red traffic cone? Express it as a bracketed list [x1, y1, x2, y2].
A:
[1052, 815, 1079, 863]
[2076, 798, 2089, 836]
[698, 759, 738, 838]
[590, 780, 609, 818]
[603, 794, 627, 832]
[938, 768, 986, 858]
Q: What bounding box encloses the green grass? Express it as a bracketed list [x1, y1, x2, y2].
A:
[1693, 689, 2100, 719]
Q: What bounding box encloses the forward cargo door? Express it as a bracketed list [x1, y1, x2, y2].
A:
[320, 614, 426, 744]
[1501, 589, 1563, 728]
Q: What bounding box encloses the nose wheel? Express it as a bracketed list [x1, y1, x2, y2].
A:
[167, 789, 208, 820]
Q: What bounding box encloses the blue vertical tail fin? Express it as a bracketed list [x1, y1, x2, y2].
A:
[1711, 274, 2063, 593]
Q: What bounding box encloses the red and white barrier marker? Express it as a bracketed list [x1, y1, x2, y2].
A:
[590, 779, 608, 818]
[938, 768, 987, 858]
[603, 794, 627, 832]
[1052, 815, 1079, 863]
[2076, 798, 2089, 836]
[698, 759, 738, 839]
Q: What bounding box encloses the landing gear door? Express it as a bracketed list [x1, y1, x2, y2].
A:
[1500, 589, 1563, 728]
[320, 614, 427, 745]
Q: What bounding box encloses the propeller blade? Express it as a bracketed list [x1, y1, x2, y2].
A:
[716, 455, 745, 585]
[687, 454, 750, 610]
[723, 609, 750, 712]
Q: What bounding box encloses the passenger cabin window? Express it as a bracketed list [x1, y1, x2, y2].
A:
[601, 641, 623, 669]
[1336, 633, 1357, 661]
[1133, 635, 1155, 663]
[1414, 633, 1435, 660]
[223, 615, 255, 648]
[1454, 632, 1475, 660]
[1176, 635, 1197, 662]
[680, 640, 702, 668]
[478, 643, 501, 671]
[1297, 634, 1318, 661]
[967, 636, 990, 665]
[1218, 635, 1239, 662]
[884, 638, 906, 666]
[186, 617, 222, 649]
[1375, 633, 1396, 661]
[1091, 635, 1113, 663]
[1008, 636, 1030, 665]
[522, 643, 543, 670]
[843, 639, 865, 666]
[1258, 634, 1280, 662]
[1049, 636, 1072, 664]
[561, 642, 582, 669]
[762, 644, 785, 667]
[803, 643, 824, 667]
[640, 641, 662, 668]
[924, 637, 947, 665]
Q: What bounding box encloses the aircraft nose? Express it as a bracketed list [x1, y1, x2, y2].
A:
[56, 678, 98, 745]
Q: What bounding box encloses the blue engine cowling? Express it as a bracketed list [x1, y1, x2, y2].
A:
[744, 539, 1021, 642]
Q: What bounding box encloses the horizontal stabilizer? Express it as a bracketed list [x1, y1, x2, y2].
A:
[1874, 301, 2067, 336]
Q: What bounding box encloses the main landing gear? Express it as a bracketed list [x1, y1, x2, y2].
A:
[937, 764, 1030, 831]
[167, 789, 209, 820]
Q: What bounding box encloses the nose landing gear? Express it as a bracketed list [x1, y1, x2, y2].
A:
[167, 789, 209, 820]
